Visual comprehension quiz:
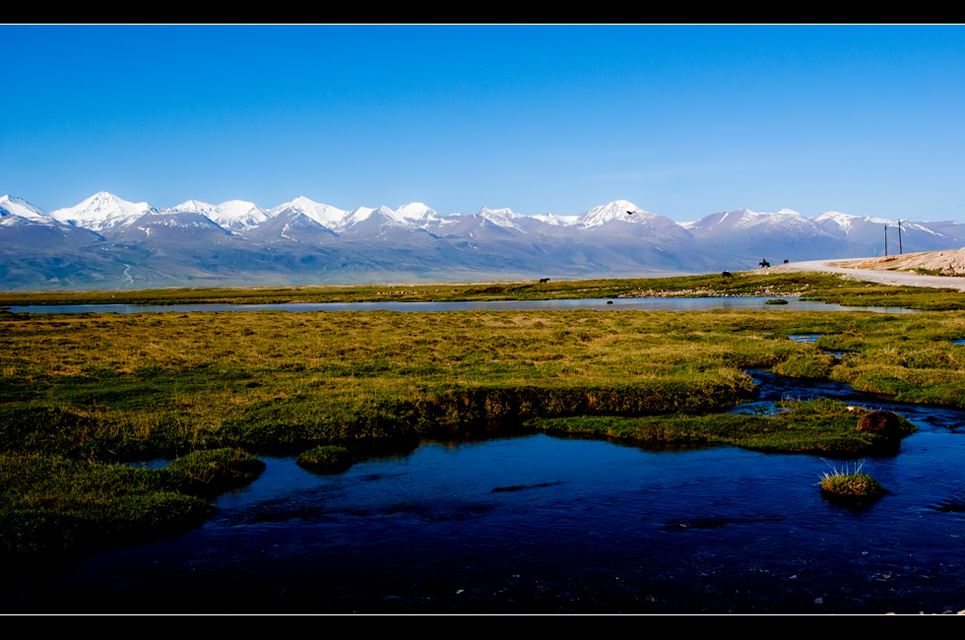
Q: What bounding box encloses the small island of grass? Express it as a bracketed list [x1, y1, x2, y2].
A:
[296, 445, 354, 474]
[530, 399, 915, 458]
[166, 448, 266, 497]
[820, 463, 887, 506]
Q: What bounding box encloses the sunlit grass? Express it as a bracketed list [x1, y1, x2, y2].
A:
[2, 305, 957, 460]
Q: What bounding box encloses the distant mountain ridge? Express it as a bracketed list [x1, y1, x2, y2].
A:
[1, 192, 962, 290]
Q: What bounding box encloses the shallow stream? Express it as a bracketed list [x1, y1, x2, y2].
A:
[6, 372, 965, 614]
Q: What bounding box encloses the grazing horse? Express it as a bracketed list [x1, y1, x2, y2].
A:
[539, 278, 550, 283]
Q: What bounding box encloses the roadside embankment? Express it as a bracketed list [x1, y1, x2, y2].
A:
[771, 251, 965, 292]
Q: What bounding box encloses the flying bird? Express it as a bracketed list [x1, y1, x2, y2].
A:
[627, 210, 635, 216]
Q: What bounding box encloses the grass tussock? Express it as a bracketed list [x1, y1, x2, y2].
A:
[296, 445, 354, 474]
[820, 461, 887, 505]
[165, 448, 266, 497]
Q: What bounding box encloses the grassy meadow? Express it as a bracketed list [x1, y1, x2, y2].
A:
[2, 270, 964, 566]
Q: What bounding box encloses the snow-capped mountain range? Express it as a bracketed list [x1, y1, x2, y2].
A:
[1, 192, 962, 290]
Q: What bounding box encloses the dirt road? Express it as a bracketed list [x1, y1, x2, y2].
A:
[772, 258, 965, 292]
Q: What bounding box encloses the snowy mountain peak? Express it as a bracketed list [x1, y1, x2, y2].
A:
[276, 196, 321, 217]
[169, 199, 213, 212]
[815, 210, 892, 231]
[729, 208, 810, 231]
[533, 212, 580, 227]
[743, 208, 806, 225]
[49, 192, 156, 230]
[167, 199, 268, 229]
[353, 205, 403, 226]
[0, 195, 57, 226]
[475, 206, 526, 231]
[1, 195, 47, 217]
[166, 200, 218, 218]
[577, 200, 648, 228]
[277, 196, 316, 213]
[394, 202, 439, 223]
[477, 206, 520, 216]
[814, 211, 857, 232]
[288, 196, 318, 210]
[209, 200, 267, 229]
[335, 205, 424, 231]
[342, 206, 377, 227]
[272, 197, 346, 229]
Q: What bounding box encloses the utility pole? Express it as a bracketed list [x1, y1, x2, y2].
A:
[898, 219, 903, 255]
[884, 224, 888, 256]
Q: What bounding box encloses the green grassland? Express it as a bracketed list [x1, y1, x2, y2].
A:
[2, 270, 963, 565]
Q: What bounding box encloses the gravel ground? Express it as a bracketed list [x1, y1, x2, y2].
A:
[767, 249, 965, 292]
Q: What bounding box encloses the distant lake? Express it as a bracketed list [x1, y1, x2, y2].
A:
[7, 297, 918, 314]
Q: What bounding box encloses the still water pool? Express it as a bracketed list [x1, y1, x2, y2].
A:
[7, 372, 965, 614]
[7, 296, 918, 314]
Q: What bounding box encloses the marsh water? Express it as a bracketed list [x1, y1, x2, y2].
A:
[7, 296, 917, 314]
[6, 370, 965, 614]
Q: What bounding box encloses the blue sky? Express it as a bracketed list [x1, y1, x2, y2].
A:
[2, 24, 963, 222]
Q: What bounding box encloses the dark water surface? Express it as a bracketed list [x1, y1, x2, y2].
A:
[7, 297, 917, 314]
[6, 372, 965, 614]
